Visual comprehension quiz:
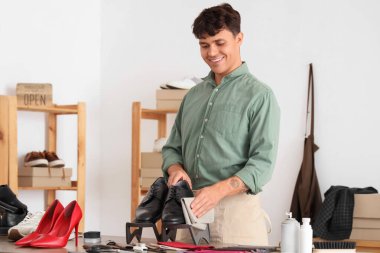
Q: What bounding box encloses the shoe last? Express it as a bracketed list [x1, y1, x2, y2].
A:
[29, 200, 82, 248]
[162, 180, 193, 225]
[15, 199, 64, 246]
[135, 177, 168, 223]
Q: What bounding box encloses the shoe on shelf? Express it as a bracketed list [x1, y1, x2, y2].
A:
[29, 200, 82, 248]
[8, 211, 44, 241]
[24, 152, 48, 167]
[135, 177, 168, 223]
[43, 151, 65, 168]
[162, 180, 194, 225]
[15, 200, 64, 247]
[153, 138, 168, 153]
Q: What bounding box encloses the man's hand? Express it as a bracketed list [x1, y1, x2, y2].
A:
[190, 184, 224, 218]
[167, 164, 192, 188]
[191, 176, 248, 218]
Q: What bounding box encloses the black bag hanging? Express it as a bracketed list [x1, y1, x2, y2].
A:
[290, 63, 322, 225]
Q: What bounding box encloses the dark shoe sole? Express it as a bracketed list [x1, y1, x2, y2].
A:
[8, 229, 24, 241]
[161, 219, 185, 225]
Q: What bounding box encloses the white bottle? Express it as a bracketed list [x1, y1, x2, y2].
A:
[281, 212, 300, 253]
[299, 218, 313, 253]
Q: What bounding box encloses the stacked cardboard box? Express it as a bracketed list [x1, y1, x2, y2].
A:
[156, 89, 188, 110]
[350, 194, 380, 241]
[18, 167, 72, 187]
[141, 152, 163, 188]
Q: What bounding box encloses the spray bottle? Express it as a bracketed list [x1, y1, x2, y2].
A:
[281, 212, 300, 253]
[299, 218, 313, 253]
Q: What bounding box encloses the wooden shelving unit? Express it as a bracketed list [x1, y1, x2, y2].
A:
[131, 101, 177, 220]
[0, 95, 86, 231]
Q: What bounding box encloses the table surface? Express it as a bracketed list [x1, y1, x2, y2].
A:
[0, 235, 279, 253]
[3, 235, 377, 253]
[0, 235, 131, 253]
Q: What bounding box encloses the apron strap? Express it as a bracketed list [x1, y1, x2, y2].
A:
[305, 63, 315, 137]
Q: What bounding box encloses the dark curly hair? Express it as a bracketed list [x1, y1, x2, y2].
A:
[192, 3, 241, 39]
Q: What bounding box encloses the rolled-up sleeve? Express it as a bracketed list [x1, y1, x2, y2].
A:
[235, 90, 280, 194]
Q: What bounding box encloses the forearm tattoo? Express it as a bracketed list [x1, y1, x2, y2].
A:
[229, 177, 248, 192]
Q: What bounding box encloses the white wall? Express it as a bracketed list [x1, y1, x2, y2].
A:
[1, 0, 379, 246]
[100, 0, 380, 244]
[0, 0, 102, 231]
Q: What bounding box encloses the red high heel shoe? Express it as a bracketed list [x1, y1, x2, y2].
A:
[15, 199, 64, 246]
[29, 200, 82, 248]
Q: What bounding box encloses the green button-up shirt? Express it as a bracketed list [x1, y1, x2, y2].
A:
[162, 63, 280, 194]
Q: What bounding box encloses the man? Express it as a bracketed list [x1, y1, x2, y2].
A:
[162, 3, 280, 245]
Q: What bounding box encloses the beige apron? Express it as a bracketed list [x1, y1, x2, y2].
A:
[177, 193, 271, 245]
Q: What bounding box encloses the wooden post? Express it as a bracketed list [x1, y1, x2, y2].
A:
[77, 102, 86, 232]
[48, 112, 57, 152]
[0, 96, 9, 186]
[8, 97, 18, 193]
[46, 112, 57, 207]
[158, 114, 167, 138]
[131, 102, 141, 220]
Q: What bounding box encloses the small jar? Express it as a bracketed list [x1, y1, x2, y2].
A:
[83, 231, 101, 244]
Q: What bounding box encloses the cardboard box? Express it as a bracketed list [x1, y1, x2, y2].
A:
[156, 89, 188, 100]
[141, 177, 157, 188]
[353, 194, 380, 219]
[141, 168, 163, 178]
[350, 194, 380, 240]
[353, 218, 380, 229]
[18, 167, 72, 187]
[18, 176, 71, 187]
[156, 100, 182, 110]
[156, 89, 188, 110]
[350, 228, 380, 241]
[141, 152, 163, 168]
[19, 167, 72, 177]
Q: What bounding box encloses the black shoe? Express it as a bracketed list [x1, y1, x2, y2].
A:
[162, 180, 194, 225]
[135, 177, 168, 223]
[0, 185, 28, 236]
[0, 185, 27, 213]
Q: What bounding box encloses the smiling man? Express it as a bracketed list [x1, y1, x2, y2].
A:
[162, 3, 280, 245]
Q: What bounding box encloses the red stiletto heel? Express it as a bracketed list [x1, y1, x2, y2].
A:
[15, 199, 64, 247]
[29, 200, 82, 248]
[75, 223, 79, 246]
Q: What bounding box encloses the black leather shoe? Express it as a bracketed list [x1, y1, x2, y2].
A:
[0, 185, 28, 235]
[0, 185, 27, 213]
[162, 180, 194, 225]
[135, 177, 168, 223]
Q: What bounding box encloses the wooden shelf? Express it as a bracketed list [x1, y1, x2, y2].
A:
[142, 108, 178, 114]
[0, 95, 86, 232]
[19, 180, 79, 191]
[19, 186, 78, 191]
[17, 104, 79, 114]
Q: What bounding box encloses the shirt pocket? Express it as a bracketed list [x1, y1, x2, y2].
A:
[208, 104, 243, 136]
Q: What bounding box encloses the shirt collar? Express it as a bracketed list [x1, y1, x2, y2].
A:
[204, 62, 249, 87]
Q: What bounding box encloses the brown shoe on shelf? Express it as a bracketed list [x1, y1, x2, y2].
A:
[43, 151, 65, 168]
[24, 152, 48, 167]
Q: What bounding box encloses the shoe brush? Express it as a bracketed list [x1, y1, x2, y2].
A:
[313, 241, 356, 253]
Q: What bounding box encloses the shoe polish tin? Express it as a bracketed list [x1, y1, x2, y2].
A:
[83, 231, 101, 244]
